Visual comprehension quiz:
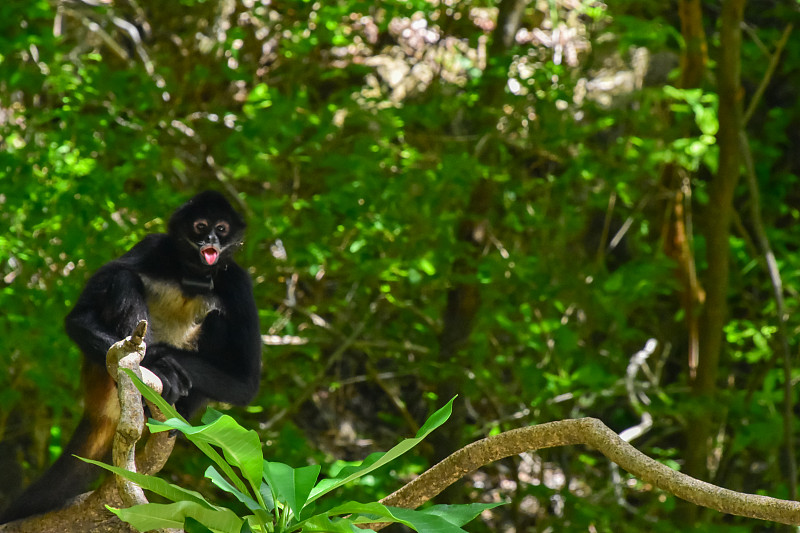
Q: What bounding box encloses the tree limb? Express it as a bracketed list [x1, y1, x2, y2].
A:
[380, 418, 800, 526]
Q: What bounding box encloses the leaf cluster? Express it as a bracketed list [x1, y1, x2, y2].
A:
[86, 375, 496, 533]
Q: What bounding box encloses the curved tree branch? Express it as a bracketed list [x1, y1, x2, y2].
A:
[381, 418, 800, 526]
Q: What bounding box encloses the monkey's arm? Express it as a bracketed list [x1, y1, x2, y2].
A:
[65, 265, 150, 367]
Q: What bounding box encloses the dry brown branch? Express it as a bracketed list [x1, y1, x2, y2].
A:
[380, 418, 800, 527]
[108, 320, 150, 508]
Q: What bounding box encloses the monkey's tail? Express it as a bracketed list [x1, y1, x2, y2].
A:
[0, 412, 116, 524]
[0, 366, 119, 524]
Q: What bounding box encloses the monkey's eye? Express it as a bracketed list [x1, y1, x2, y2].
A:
[215, 221, 230, 236]
[193, 220, 209, 234]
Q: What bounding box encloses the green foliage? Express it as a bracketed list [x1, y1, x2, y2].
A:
[2, 0, 800, 530]
[86, 375, 496, 532]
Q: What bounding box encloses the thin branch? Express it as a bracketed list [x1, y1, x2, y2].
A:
[742, 24, 793, 126]
[60, 7, 132, 65]
[365, 360, 420, 435]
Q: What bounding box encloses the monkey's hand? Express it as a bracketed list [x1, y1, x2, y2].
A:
[144, 348, 192, 405]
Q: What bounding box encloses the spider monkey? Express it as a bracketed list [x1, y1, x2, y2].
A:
[1, 191, 262, 523]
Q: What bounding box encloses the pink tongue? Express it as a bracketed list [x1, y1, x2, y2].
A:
[202, 248, 219, 265]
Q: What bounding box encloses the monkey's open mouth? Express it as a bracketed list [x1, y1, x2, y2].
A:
[200, 246, 220, 265]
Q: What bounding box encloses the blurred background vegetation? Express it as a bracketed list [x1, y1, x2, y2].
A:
[1, 0, 800, 531]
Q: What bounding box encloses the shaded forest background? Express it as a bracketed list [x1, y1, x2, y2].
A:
[1, 0, 800, 531]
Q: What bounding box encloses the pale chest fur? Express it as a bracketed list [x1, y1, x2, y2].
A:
[140, 275, 219, 349]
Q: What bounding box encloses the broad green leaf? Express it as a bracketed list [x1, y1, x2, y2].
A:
[386, 506, 484, 533]
[262, 461, 321, 521]
[124, 370, 251, 495]
[122, 368, 186, 424]
[240, 519, 257, 533]
[260, 481, 276, 512]
[416, 397, 456, 435]
[150, 410, 263, 490]
[307, 397, 455, 503]
[309, 451, 386, 500]
[320, 501, 476, 533]
[110, 501, 242, 533]
[297, 498, 317, 522]
[307, 501, 403, 529]
[244, 515, 269, 533]
[79, 457, 215, 509]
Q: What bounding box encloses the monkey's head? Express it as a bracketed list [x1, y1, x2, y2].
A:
[168, 191, 246, 272]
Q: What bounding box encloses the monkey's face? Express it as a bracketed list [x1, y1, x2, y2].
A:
[168, 191, 246, 271]
[191, 218, 232, 266]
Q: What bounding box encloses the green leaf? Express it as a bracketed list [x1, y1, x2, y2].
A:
[415, 502, 506, 527]
[388, 506, 489, 533]
[300, 514, 361, 532]
[418, 257, 436, 276]
[239, 519, 257, 533]
[121, 368, 186, 424]
[185, 516, 216, 533]
[79, 457, 215, 509]
[262, 461, 321, 521]
[109, 501, 243, 533]
[150, 409, 263, 490]
[260, 481, 276, 513]
[320, 501, 485, 533]
[416, 397, 456, 436]
[205, 466, 262, 511]
[123, 370, 253, 496]
[307, 397, 455, 503]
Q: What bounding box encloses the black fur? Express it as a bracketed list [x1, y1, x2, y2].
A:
[1, 191, 262, 523]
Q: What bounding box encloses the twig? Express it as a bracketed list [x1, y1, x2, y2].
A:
[365, 360, 420, 435]
[613, 339, 658, 512]
[742, 24, 793, 126]
[60, 7, 132, 65]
